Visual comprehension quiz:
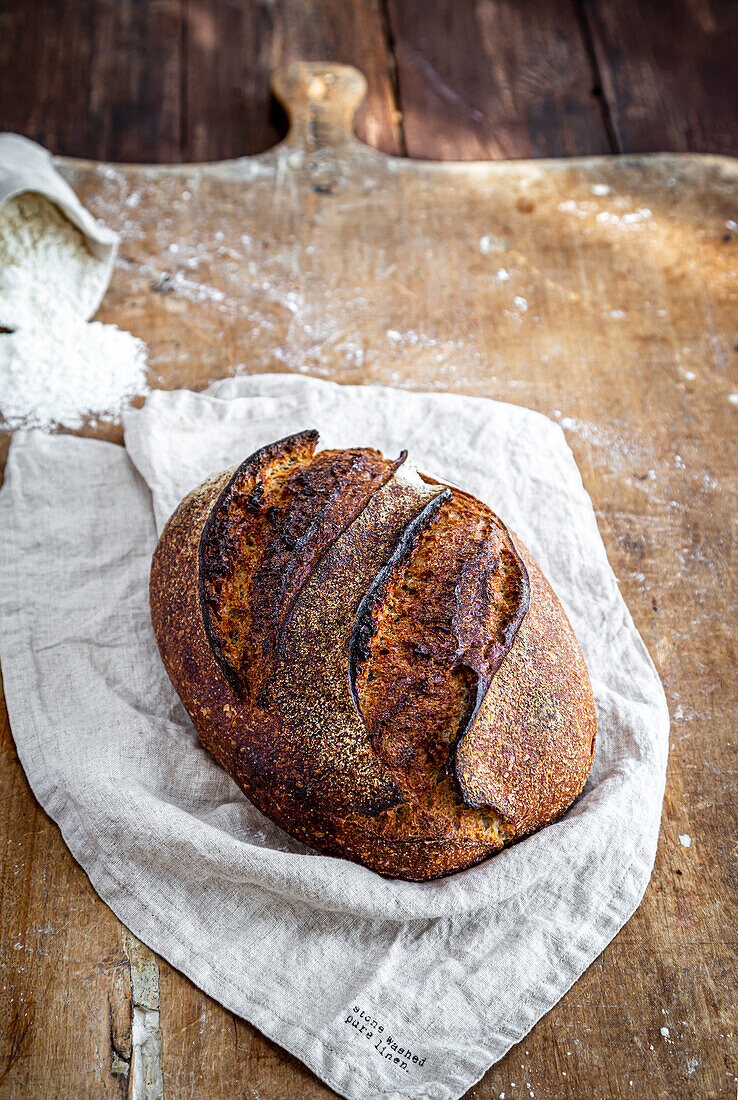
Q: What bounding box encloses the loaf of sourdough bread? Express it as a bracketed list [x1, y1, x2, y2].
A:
[150, 430, 596, 880]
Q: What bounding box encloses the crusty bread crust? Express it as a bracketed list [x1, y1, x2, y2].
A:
[150, 434, 597, 881]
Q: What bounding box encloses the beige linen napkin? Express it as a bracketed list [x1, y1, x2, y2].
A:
[0, 374, 668, 1100]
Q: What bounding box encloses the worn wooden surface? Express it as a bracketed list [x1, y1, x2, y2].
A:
[584, 0, 738, 155]
[2, 0, 738, 163]
[0, 54, 737, 1100]
[386, 0, 612, 160]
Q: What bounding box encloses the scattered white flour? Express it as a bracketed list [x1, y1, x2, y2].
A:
[0, 193, 105, 328]
[660, 1027, 672, 1043]
[728, 394, 738, 405]
[513, 295, 528, 312]
[591, 183, 611, 196]
[0, 318, 147, 430]
[0, 192, 148, 430]
[678, 834, 692, 848]
[557, 199, 652, 228]
[557, 199, 589, 219]
[496, 268, 510, 281]
[597, 208, 652, 227]
[149, 268, 225, 303]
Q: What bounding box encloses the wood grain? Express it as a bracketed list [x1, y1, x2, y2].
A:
[0, 0, 401, 162]
[0, 0, 184, 163]
[3, 0, 737, 165]
[182, 0, 402, 159]
[583, 0, 738, 155]
[0, 58, 736, 1100]
[387, 0, 612, 159]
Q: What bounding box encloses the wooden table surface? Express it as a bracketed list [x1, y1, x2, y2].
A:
[0, 6, 736, 1100]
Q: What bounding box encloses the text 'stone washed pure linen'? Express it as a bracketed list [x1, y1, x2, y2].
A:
[0, 375, 668, 1100]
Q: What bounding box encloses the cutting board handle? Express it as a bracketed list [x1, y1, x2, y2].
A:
[272, 62, 367, 150]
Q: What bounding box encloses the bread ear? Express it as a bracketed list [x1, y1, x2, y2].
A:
[199, 429, 320, 698]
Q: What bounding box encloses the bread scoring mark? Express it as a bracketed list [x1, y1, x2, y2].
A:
[199, 429, 408, 703]
[452, 547, 596, 831]
[347, 488, 452, 718]
[350, 486, 529, 821]
[198, 429, 319, 699]
[251, 470, 449, 823]
[266, 448, 409, 683]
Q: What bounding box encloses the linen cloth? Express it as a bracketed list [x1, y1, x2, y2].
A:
[0, 374, 669, 1100]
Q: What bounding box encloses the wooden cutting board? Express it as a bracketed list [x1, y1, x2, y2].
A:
[0, 62, 735, 1100]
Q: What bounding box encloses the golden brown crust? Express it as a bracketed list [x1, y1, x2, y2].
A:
[150, 432, 597, 881]
[350, 487, 529, 791]
[454, 542, 597, 835]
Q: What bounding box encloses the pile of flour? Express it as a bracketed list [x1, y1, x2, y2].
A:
[0, 192, 148, 430]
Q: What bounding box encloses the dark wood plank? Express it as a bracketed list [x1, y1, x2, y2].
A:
[4, 0, 735, 164]
[182, 0, 402, 159]
[386, 0, 612, 159]
[0, 0, 401, 163]
[582, 0, 738, 155]
[0, 0, 183, 162]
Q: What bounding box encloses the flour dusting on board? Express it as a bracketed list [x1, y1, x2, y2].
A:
[0, 192, 148, 430]
[0, 320, 147, 431]
[557, 197, 654, 228]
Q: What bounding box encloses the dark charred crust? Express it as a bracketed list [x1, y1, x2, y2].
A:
[268, 449, 408, 673]
[198, 430, 319, 698]
[347, 487, 453, 719]
[353, 787, 407, 817]
[200, 435, 411, 708]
